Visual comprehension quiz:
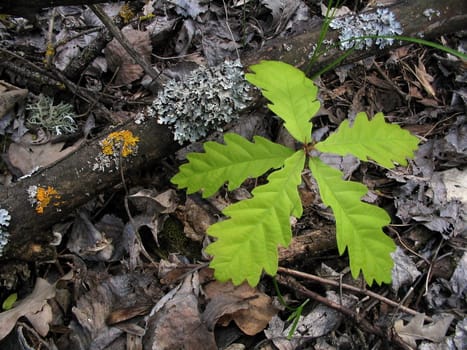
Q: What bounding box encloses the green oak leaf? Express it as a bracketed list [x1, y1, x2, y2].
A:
[171, 133, 294, 198]
[205, 151, 305, 286]
[245, 60, 320, 144]
[309, 157, 395, 285]
[315, 112, 419, 168]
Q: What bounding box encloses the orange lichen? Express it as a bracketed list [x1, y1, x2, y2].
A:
[36, 186, 61, 214]
[101, 130, 140, 157]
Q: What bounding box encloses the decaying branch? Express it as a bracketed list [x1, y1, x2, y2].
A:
[275, 274, 413, 350]
[0, 0, 466, 261]
[243, 0, 466, 71]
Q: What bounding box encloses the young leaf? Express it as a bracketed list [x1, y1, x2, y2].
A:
[315, 112, 419, 168]
[309, 157, 395, 285]
[245, 61, 320, 143]
[171, 133, 294, 198]
[205, 151, 305, 286]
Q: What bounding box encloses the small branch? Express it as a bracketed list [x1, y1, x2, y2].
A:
[89, 4, 160, 80]
[276, 274, 412, 350]
[277, 267, 431, 322]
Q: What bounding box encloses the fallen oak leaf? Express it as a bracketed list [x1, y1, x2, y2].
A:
[394, 312, 454, 348]
[414, 58, 436, 98]
[143, 272, 217, 350]
[202, 280, 278, 336]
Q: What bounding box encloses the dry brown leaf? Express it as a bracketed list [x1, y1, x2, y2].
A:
[388, 45, 411, 62]
[129, 188, 178, 214]
[203, 280, 278, 336]
[408, 85, 424, 99]
[181, 197, 215, 242]
[394, 313, 454, 348]
[7, 136, 83, 175]
[105, 28, 152, 85]
[414, 58, 436, 97]
[0, 278, 56, 340]
[144, 272, 217, 350]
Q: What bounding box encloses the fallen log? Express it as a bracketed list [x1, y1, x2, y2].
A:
[0, 0, 465, 261]
[0, 123, 179, 261]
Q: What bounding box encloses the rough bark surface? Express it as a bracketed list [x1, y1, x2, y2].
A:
[0, 0, 465, 261]
[0, 123, 179, 261]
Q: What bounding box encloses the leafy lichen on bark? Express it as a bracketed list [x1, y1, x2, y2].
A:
[0, 208, 11, 256]
[149, 59, 252, 144]
[330, 8, 403, 50]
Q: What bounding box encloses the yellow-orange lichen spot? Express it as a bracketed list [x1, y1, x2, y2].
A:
[36, 186, 61, 214]
[101, 130, 140, 157]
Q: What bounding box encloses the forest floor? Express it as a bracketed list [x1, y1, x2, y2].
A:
[0, 1, 465, 349]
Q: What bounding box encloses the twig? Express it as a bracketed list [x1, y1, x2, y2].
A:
[54, 27, 102, 51]
[51, 67, 114, 121]
[388, 225, 430, 264]
[277, 266, 431, 322]
[372, 59, 408, 100]
[423, 238, 444, 296]
[275, 274, 413, 350]
[0, 47, 63, 88]
[89, 4, 160, 80]
[45, 8, 56, 68]
[222, 0, 240, 61]
[0, 46, 113, 118]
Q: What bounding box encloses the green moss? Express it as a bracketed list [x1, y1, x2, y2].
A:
[157, 216, 202, 261]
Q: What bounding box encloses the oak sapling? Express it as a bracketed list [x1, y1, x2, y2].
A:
[172, 60, 419, 287]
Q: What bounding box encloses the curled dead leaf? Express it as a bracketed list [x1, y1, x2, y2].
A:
[203, 280, 278, 336]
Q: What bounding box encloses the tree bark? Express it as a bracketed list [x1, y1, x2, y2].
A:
[0, 0, 465, 261]
[243, 0, 467, 72]
[0, 123, 179, 261]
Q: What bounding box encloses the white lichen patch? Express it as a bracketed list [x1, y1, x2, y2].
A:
[27, 185, 38, 207]
[0, 208, 11, 256]
[423, 9, 440, 21]
[149, 59, 251, 144]
[92, 153, 115, 172]
[330, 8, 402, 50]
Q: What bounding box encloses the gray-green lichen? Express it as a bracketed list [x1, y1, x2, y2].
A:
[149, 59, 251, 144]
[26, 94, 78, 135]
[330, 8, 402, 50]
[0, 208, 11, 256]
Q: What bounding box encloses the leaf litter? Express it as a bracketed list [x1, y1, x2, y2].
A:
[0, 0, 466, 349]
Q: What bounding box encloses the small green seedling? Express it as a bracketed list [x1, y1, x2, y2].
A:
[172, 60, 419, 287]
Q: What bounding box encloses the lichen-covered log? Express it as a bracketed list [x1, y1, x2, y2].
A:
[242, 0, 467, 72]
[0, 122, 178, 261]
[0, 0, 465, 261]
